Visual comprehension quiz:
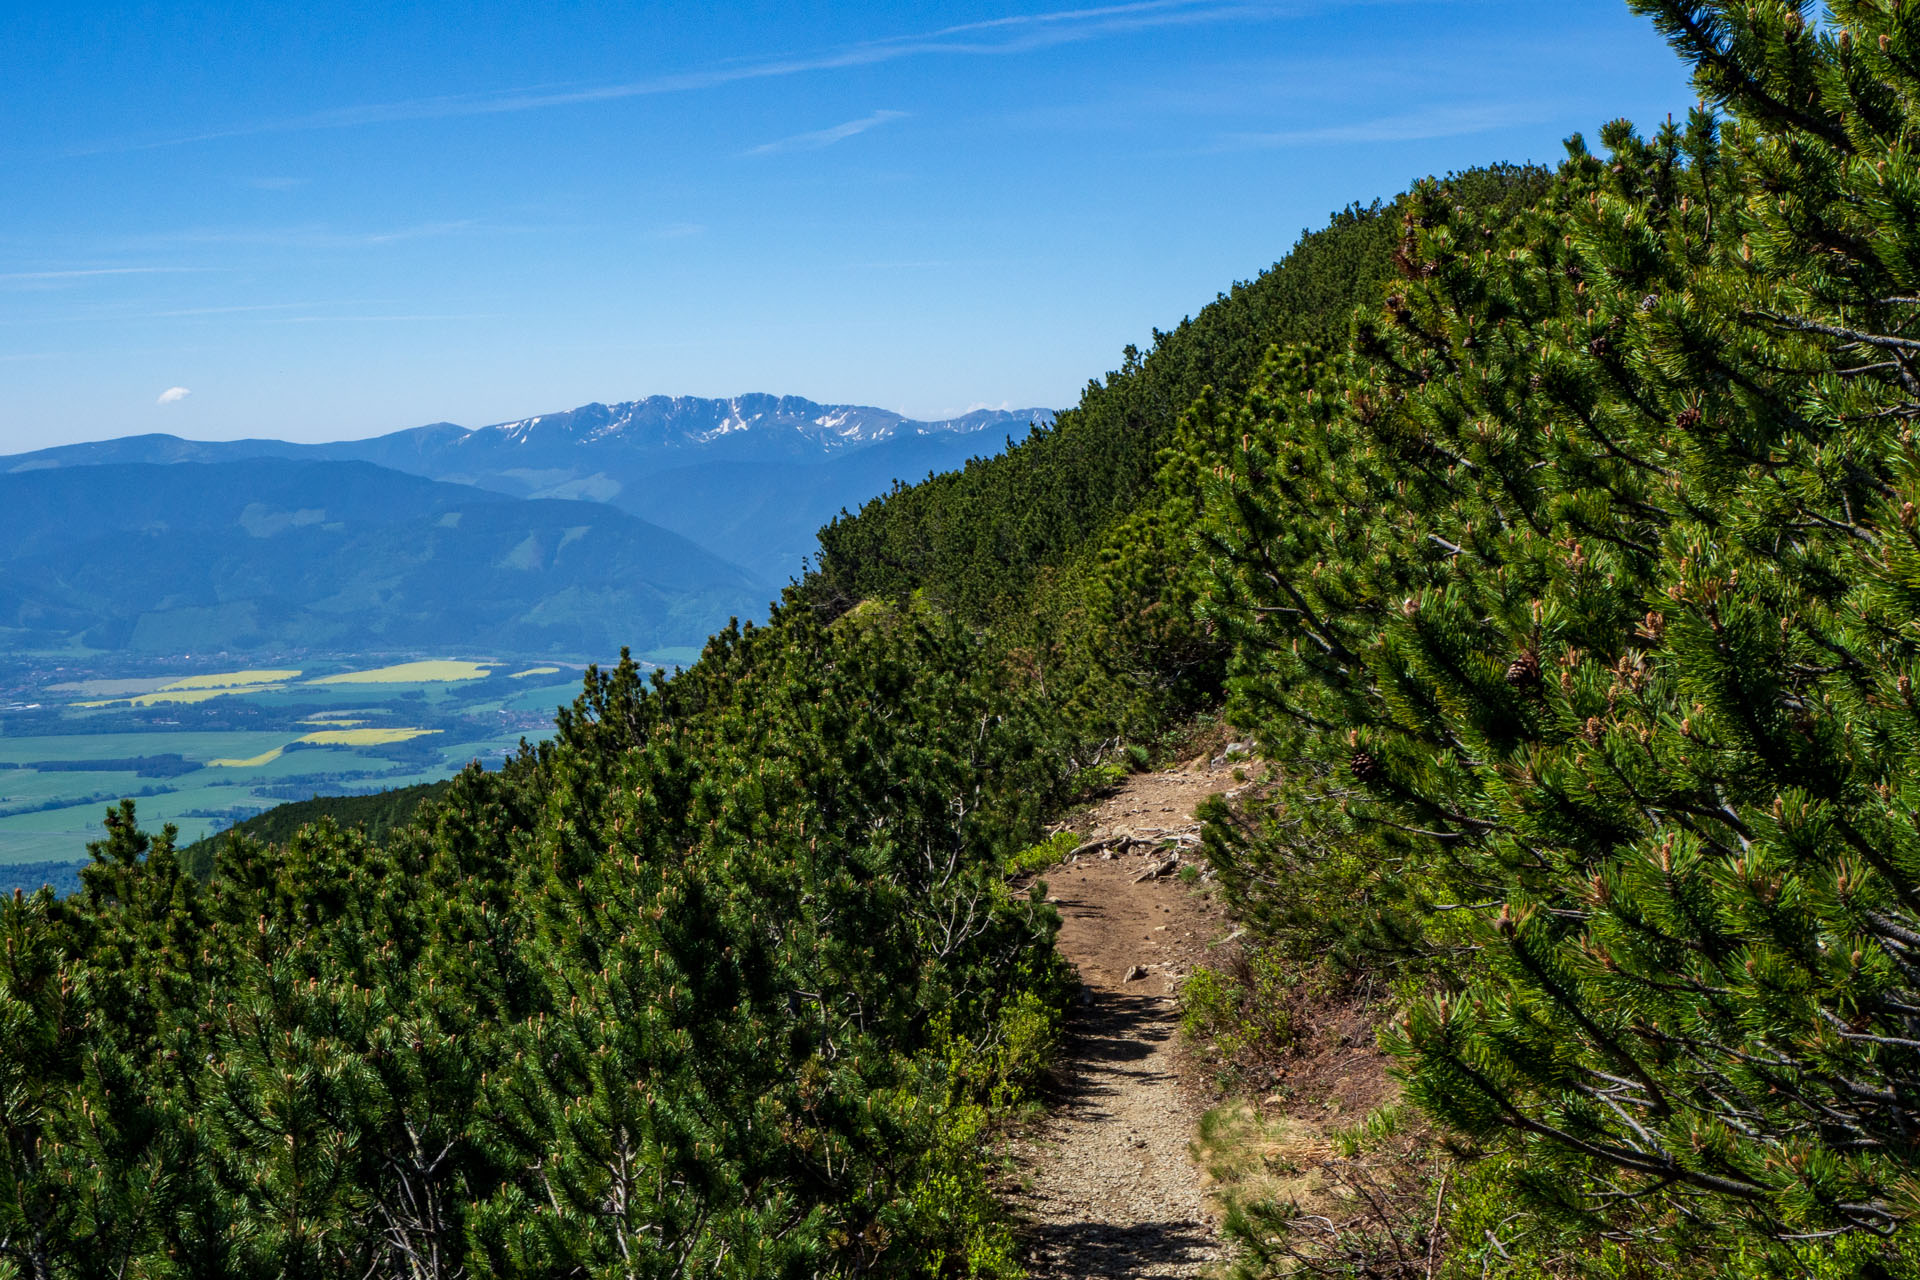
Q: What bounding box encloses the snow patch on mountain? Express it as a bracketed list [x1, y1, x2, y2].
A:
[472, 394, 1053, 456]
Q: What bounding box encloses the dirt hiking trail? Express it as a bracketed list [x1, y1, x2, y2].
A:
[1005, 756, 1252, 1278]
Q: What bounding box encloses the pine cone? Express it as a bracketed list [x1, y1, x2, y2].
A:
[1394, 233, 1421, 279]
[1589, 335, 1610, 358]
[1348, 750, 1380, 784]
[1675, 406, 1704, 431]
[1506, 648, 1542, 687]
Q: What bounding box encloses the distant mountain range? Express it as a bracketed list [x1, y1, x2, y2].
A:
[0, 460, 764, 656]
[0, 395, 1053, 656]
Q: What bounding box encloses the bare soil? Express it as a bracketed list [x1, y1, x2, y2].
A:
[1003, 759, 1246, 1278]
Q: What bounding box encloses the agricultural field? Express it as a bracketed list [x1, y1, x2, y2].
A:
[309, 660, 496, 684]
[0, 652, 597, 892]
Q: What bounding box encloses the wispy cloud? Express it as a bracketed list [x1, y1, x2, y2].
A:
[264, 312, 503, 324]
[146, 301, 318, 318]
[747, 110, 908, 156]
[156, 386, 191, 404]
[123, 220, 483, 250]
[0, 299, 391, 326]
[844, 259, 957, 270]
[0, 266, 204, 283]
[1217, 101, 1548, 149]
[84, 0, 1327, 153]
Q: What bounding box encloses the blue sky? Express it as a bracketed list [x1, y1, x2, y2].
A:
[1, 1, 1696, 451]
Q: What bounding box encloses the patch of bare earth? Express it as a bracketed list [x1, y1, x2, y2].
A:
[1002, 759, 1243, 1278]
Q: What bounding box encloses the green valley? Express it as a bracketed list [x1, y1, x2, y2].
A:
[0, 651, 587, 890]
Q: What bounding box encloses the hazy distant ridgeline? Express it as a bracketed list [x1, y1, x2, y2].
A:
[0, 459, 765, 656]
[4, 395, 1054, 584]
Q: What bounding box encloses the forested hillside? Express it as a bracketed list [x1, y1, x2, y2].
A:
[808, 167, 1550, 622]
[19, 2, 1920, 1276]
[12, 613, 1077, 1275]
[175, 781, 452, 880]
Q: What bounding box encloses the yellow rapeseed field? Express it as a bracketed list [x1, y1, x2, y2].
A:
[207, 748, 286, 768]
[78, 686, 289, 709]
[160, 670, 303, 691]
[210, 726, 438, 762]
[296, 728, 442, 746]
[75, 669, 300, 708]
[310, 661, 493, 684]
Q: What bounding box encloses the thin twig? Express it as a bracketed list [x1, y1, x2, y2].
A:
[1425, 1170, 1449, 1278]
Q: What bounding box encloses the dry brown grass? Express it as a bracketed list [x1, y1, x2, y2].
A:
[1193, 1097, 1450, 1279]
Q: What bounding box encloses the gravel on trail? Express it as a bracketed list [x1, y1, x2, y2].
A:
[1005, 761, 1247, 1279]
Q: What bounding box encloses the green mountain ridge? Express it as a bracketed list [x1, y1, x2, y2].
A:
[0, 458, 768, 656]
[175, 782, 453, 881]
